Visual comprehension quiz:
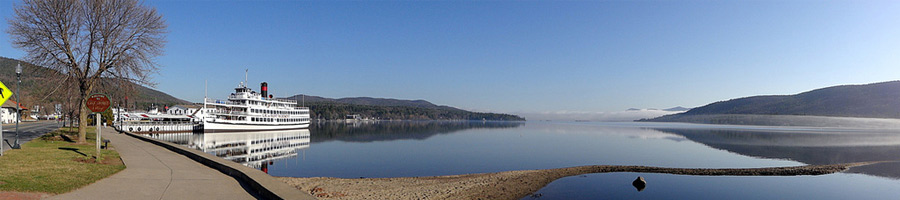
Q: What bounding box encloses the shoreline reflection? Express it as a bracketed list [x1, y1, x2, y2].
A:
[141, 129, 310, 170]
[311, 120, 523, 143]
[653, 128, 900, 179]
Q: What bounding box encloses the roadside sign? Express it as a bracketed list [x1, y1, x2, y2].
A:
[87, 93, 110, 162]
[0, 80, 11, 106]
[86, 93, 111, 113]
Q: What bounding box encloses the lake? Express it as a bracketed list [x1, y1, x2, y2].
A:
[142, 121, 900, 199]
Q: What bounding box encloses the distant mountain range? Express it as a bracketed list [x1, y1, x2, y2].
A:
[287, 95, 459, 110]
[129, 83, 191, 108]
[285, 94, 525, 121]
[662, 106, 691, 112]
[642, 81, 900, 124]
[627, 106, 691, 112]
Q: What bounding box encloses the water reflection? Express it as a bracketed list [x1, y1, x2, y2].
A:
[142, 129, 310, 170]
[532, 172, 900, 200]
[310, 120, 524, 143]
[140, 121, 900, 181]
[632, 176, 646, 191]
[653, 128, 900, 179]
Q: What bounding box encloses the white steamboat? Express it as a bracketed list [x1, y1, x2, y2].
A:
[202, 81, 310, 131]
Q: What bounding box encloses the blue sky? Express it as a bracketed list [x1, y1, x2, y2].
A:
[2, 1, 900, 116]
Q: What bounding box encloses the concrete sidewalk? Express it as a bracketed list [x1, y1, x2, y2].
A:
[49, 126, 258, 200]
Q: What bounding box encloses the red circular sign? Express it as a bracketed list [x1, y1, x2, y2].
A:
[86, 93, 111, 113]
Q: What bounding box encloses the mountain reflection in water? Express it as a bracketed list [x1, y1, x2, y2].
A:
[653, 128, 900, 179]
[310, 120, 524, 143]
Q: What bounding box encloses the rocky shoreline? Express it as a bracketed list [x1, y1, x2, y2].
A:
[279, 162, 879, 200]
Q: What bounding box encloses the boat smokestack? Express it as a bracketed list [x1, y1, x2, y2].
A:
[261, 82, 268, 99]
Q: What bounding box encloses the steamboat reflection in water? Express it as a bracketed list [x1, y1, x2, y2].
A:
[141, 129, 310, 171]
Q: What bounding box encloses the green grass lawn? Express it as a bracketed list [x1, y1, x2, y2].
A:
[0, 127, 125, 194]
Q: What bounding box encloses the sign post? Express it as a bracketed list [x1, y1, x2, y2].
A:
[87, 93, 111, 161]
[0, 80, 13, 156]
[96, 112, 100, 159]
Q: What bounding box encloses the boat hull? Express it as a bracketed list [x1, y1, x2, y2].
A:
[203, 121, 310, 132]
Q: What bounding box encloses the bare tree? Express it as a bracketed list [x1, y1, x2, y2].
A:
[8, 0, 166, 143]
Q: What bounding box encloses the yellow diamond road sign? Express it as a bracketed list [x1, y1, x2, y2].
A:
[0, 80, 12, 106]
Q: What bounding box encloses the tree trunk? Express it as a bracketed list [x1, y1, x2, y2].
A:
[77, 93, 89, 144]
[76, 81, 95, 144]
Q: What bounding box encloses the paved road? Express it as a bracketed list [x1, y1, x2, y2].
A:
[49, 126, 259, 200]
[1, 120, 61, 153]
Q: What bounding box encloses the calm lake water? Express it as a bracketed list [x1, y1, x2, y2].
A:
[143, 121, 900, 199]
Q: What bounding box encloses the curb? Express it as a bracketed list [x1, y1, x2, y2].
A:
[118, 129, 315, 200]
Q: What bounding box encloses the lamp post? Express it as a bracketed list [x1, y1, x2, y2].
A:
[13, 63, 21, 149]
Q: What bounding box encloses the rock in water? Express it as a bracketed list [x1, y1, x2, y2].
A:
[632, 176, 646, 191]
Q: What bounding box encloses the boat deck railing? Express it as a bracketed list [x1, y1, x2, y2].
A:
[225, 95, 299, 104]
[205, 99, 246, 106]
[117, 121, 201, 133]
[207, 99, 307, 109]
[207, 110, 249, 115]
[272, 98, 297, 104]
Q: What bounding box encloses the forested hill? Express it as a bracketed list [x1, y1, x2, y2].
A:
[285, 94, 525, 121]
[643, 81, 900, 121]
[0, 57, 189, 113]
[290, 95, 459, 110]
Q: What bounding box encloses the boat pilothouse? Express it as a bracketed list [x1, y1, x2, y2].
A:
[202, 81, 311, 131]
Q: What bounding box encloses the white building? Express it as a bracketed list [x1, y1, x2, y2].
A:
[167, 104, 202, 115]
[1, 100, 26, 124]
